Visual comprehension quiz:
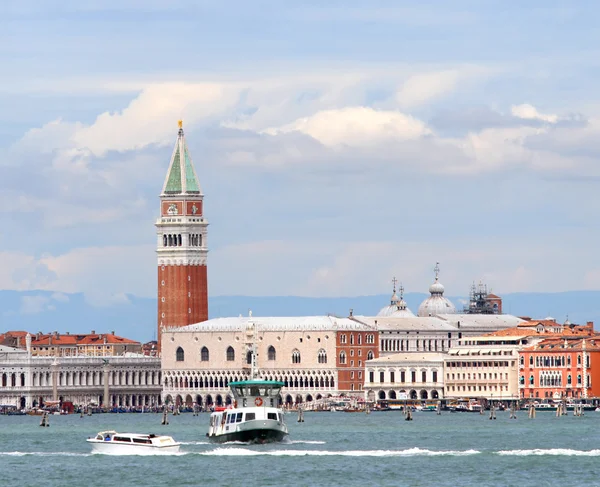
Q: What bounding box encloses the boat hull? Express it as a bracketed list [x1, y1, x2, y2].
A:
[208, 427, 287, 444]
[87, 440, 180, 455]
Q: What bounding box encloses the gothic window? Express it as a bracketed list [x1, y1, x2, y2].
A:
[339, 351, 347, 365]
[578, 355, 582, 365]
[367, 350, 374, 360]
[421, 371, 427, 383]
[358, 334, 362, 345]
[268, 346, 276, 361]
[340, 334, 347, 344]
[226, 346, 235, 362]
[318, 349, 327, 364]
[246, 351, 253, 365]
[176, 347, 184, 362]
[201, 346, 209, 362]
[519, 375, 525, 385]
[529, 375, 534, 385]
[292, 349, 301, 364]
[350, 334, 354, 345]
[578, 374, 582, 385]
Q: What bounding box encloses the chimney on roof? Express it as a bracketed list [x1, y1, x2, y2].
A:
[349, 308, 353, 317]
[91, 330, 95, 335]
[111, 330, 115, 335]
[66, 331, 70, 335]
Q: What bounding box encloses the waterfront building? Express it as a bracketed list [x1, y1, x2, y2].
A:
[444, 319, 595, 401]
[156, 121, 208, 352]
[364, 352, 445, 401]
[0, 336, 161, 410]
[519, 321, 599, 400]
[355, 313, 523, 356]
[161, 316, 379, 407]
[29, 331, 141, 357]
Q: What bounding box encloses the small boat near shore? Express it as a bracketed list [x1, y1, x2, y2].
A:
[87, 431, 181, 454]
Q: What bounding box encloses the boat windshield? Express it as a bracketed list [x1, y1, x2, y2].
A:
[233, 385, 281, 397]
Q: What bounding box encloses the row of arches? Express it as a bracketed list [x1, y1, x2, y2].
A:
[374, 389, 441, 400]
[163, 372, 336, 391]
[166, 393, 328, 407]
[1, 373, 25, 388]
[380, 338, 449, 353]
[29, 370, 161, 388]
[162, 234, 203, 247]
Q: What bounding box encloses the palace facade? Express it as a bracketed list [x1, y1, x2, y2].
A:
[161, 316, 379, 407]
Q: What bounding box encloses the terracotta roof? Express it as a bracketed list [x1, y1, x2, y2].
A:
[485, 325, 593, 338]
[523, 336, 600, 352]
[486, 294, 501, 299]
[31, 333, 139, 346]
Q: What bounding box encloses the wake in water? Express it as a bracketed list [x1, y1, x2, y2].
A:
[195, 447, 480, 457]
[498, 449, 600, 456]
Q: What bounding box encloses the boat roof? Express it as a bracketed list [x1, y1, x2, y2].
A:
[229, 380, 285, 387]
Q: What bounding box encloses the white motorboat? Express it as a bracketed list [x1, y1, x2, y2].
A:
[87, 431, 181, 454]
[207, 379, 288, 444]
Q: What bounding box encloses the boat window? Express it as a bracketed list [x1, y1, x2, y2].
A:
[132, 438, 152, 444]
[235, 387, 245, 397]
[250, 387, 260, 396]
[236, 412, 243, 422]
[227, 414, 234, 424]
[267, 412, 277, 420]
[278, 413, 283, 422]
[245, 413, 256, 421]
[114, 436, 132, 442]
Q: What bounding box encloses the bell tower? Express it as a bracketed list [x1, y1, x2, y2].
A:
[156, 121, 208, 353]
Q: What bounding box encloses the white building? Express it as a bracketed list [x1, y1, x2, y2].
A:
[354, 313, 523, 356]
[0, 338, 162, 410]
[365, 352, 446, 402]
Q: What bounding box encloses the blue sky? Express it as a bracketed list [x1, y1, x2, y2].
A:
[2, 1, 600, 313]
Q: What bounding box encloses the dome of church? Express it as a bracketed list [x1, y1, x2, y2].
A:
[417, 263, 456, 317]
[377, 282, 415, 317]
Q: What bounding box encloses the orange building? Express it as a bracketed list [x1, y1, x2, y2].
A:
[519, 322, 600, 400]
[336, 330, 379, 393]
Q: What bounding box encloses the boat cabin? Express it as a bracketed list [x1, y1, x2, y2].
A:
[229, 380, 284, 408]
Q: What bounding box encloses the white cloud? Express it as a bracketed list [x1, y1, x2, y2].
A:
[511, 103, 558, 123]
[396, 70, 460, 108]
[263, 107, 431, 147]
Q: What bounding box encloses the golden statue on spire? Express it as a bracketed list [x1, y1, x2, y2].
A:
[178, 120, 183, 129]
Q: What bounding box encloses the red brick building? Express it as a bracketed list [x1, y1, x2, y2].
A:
[156, 121, 208, 352]
[336, 329, 379, 393]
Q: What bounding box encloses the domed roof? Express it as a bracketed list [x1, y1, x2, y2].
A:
[417, 263, 456, 317]
[429, 280, 445, 295]
[377, 281, 415, 317]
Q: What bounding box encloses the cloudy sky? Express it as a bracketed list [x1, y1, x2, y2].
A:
[2, 1, 600, 310]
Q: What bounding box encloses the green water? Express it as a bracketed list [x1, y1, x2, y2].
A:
[1, 410, 599, 486]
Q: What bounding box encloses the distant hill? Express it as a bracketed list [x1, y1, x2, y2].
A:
[0, 290, 598, 342]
